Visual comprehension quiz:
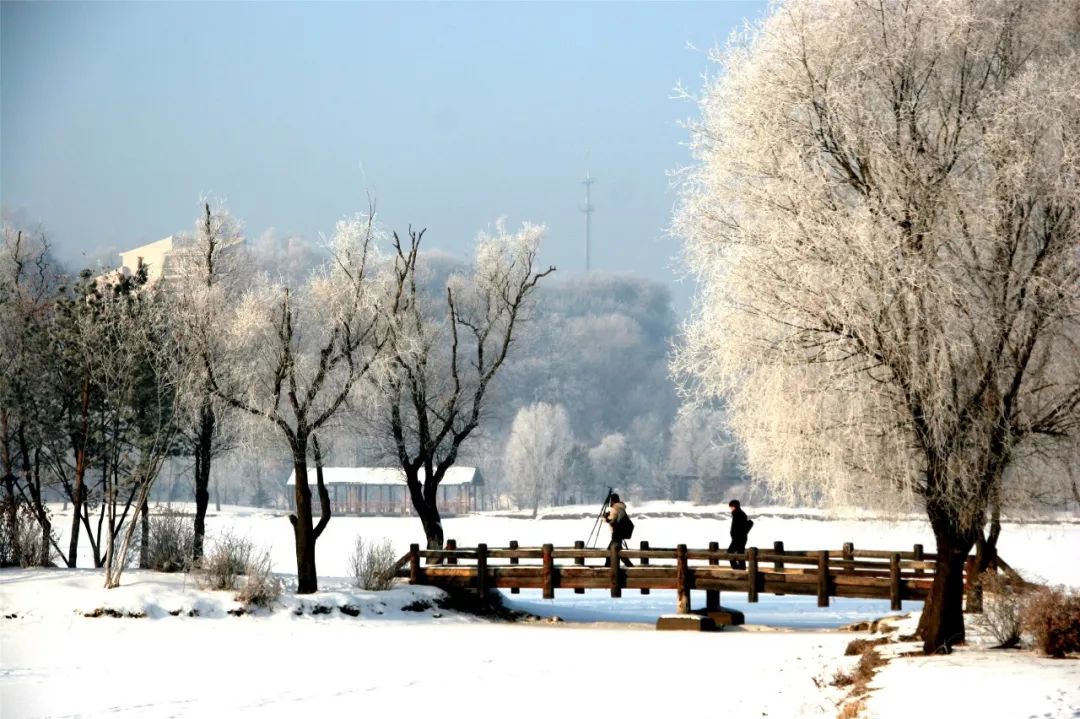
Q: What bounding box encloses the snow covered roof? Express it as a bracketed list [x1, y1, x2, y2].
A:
[285, 466, 482, 487]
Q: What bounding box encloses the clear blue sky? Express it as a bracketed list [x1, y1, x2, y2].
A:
[2, 1, 764, 313]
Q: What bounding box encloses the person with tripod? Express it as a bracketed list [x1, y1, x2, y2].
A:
[603, 492, 634, 567]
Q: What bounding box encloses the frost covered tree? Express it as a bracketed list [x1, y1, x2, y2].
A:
[208, 215, 382, 593]
[666, 407, 741, 504]
[366, 222, 553, 549]
[169, 201, 245, 561]
[96, 274, 180, 588]
[0, 223, 59, 566]
[504, 402, 573, 517]
[588, 433, 635, 498]
[675, 0, 1080, 653]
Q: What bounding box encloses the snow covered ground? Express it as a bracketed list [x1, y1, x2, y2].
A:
[2, 502, 1078, 718]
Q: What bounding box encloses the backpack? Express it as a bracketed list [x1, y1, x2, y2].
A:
[747, 519, 754, 533]
[617, 514, 635, 539]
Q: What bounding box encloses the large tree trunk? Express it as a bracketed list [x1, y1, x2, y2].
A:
[405, 472, 444, 550]
[919, 502, 978, 653]
[192, 399, 214, 561]
[289, 446, 319, 594]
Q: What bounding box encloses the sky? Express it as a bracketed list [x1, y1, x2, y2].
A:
[1, 1, 766, 314]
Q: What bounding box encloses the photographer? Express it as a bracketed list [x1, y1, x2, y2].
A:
[727, 499, 753, 570]
[603, 493, 635, 567]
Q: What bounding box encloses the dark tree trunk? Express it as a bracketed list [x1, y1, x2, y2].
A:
[139, 499, 150, 569]
[918, 506, 978, 653]
[405, 470, 444, 550]
[289, 444, 319, 594]
[192, 399, 214, 561]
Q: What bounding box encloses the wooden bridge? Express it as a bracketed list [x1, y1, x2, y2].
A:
[395, 539, 952, 616]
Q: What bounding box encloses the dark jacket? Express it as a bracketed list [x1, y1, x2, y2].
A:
[730, 507, 752, 543]
[607, 501, 631, 542]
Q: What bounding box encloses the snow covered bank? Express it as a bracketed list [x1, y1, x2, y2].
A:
[3, 504, 1076, 718]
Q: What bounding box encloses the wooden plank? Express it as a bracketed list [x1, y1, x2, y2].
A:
[913, 544, 925, 577]
[509, 540, 520, 594]
[609, 543, 621, 598]
[707, 541, 720, 610]
[542, 544, 554, 599]
[817, 551, 830, 607]
[476, 543, 488, 595]
[890, 552, 902, 610]
[573, 540, 585, 594]
[409, 544, 420, 584]
[747, 547, 759, 603]
[446, 539, 458, 565]
[773, 541, 786, 596]
[676, 544, 690, 614]
[772, 541, 785, 571]
[639, 541, 651, 595]
[843, 543, 855, 575]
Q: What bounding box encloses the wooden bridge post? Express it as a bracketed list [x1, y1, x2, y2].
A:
[817, 551, 830, 607]
[747, 547, 759, 603]
[773, 541, 785, 596]
[843, 543, 854, 574]
[446, 539, 458, 565]
[477, 543, 488, 596]
[409, 543, 420, 584]
[913, 544, 924, 577]
[509, 540, 520, 594]
[542, 543, 554, 599]
[676, 544, 690, 614]
[609, 543, 622, 598]
[639, 541, 650, 595]
[706, 541, 720, 610]
[573, 540, 585, 594]
[890, 552, 902, 610]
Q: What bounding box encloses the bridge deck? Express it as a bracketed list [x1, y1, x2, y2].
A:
[395, 540, 957, 614]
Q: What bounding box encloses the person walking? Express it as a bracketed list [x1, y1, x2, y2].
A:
[727, 499, 753, 570]
[604, 492, 634, 567]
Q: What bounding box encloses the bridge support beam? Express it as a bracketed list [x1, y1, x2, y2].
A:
[676, 544, 690, 614]
[707, 541, 720, 611]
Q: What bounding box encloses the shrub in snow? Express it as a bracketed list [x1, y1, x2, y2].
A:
[197, 531, 253, 591]
[235, 550, 282, 608]
[0, 501, 49, 568]
[832, 647, 885, 689]
[349, 536, 397, 591]
[980, 570, 1028, 648]
[1021, 586, 1080, 658]
[146, 509, 195, 573]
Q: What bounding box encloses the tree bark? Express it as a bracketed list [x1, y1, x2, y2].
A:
[919, 504, 978, 653]
[192, 397, 214, 561]
[405, 470, 444, 550]
[289, 443, 319, 594]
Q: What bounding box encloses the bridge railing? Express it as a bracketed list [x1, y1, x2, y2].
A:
[394, 540, 951, 613]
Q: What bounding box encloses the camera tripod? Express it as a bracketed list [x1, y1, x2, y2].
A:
[586, 487, 615, 549]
